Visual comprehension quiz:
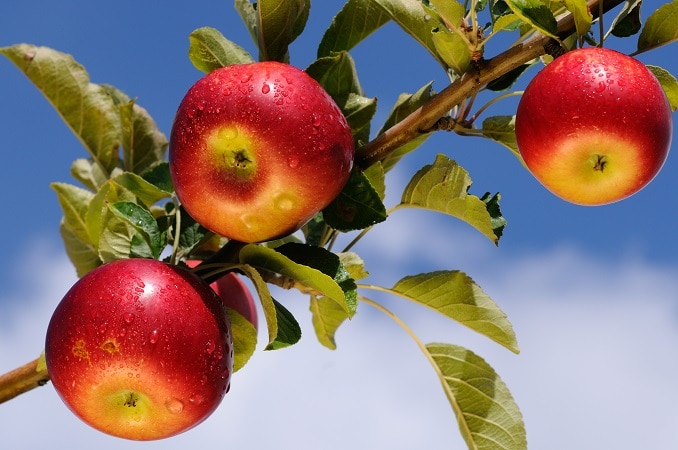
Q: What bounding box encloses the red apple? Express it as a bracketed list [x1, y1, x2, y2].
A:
[515, 47, 672, 205]
[169, 61, 355, 243]
[45, 258, 233, 441]
[185, 260, 258, 330]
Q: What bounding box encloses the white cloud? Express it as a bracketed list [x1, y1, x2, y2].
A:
[1, 231, 677, 450]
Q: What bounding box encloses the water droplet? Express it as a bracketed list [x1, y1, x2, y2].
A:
[240, 73, 252, 83]
[223, 87, 231, 96]
[273, 193, 296, 212]
[205, 339, 215, 354]
[288, 157, 299, 168]
[149, 329, 159, 344]
[312, 115, 321, 128]
[261, 83, 271, 94]
[189, 393, 205, 405]
[165, 398, 184, 414]
[595, 81, 606, 93]
[124, 312, 135, 324]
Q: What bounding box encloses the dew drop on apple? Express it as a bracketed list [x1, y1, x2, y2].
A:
[205, 339, 215, 354]
[148, 329, 159, 344]
[288, 157, 299, 168]
[189, 393, 205, 406]
[261, 83, 271, 94]
[123, 312, 135, 324]
[165, 398, 184, 414]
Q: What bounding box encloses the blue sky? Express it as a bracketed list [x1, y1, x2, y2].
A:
[1, 1, 677, 449]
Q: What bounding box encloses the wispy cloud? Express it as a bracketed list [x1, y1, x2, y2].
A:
[1, 230, 677, 449]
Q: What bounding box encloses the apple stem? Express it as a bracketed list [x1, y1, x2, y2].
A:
[354, 0, 624, 169]
[0, 357, 50, 404]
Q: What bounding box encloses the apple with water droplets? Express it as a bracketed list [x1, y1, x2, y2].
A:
[515, 47, 672, 205]
[169, 61, 355, 243]
[45, 258, 233, 441]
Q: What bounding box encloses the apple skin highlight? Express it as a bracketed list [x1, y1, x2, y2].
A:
[515, 47, 672, 205]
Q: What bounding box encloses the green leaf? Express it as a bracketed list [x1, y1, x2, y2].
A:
[306, 52, 375, 145]
[140, 162, 174, 194]
[481, 115, 519, 156]
[608, 0, 642, 38]
[504, 0, 558, 39]
[562, 0, 593, 38]
[266, 298, 302, 350]
[647, 65, 678, 112]
[58, 221, 100, 277]
[398, 154, 505, 245]
[70, 158, 110, 191]
[638, 0, 678, 52]
[428, 0, 466, 29]
[343, 93, 378, 146]
[310, 295, 350, 350]
[188, 26, 254, 73]
[226, 306, 258, 372]
[317, 0, 391, 58]
[275, 243, 358, 317]
[392, 271, 518, 353]
[363, 161, 386, 200]
[239, 244, 349, 314]
[378, 82, 436, 172]
[0, 44, 121, 175]
[236, 264, 279, 349]
[493, 13, 523, 32]
[111, 171, 172, 207]
[323, 167, 387, 232]
[426, 343, 526, 449]
[86, 180, 139, 263]
[176, 206, 212, 257]
[109, 202, 165, 259]
[118, 98, 168, 175]
[371, 0, 451, 69]
[51, 182, 95, 246]
[431, 27, 471, 76]
[258, 0, 311, 62]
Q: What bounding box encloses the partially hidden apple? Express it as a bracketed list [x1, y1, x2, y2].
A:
[169, 61, 355, 243]
[185, 260, 258, 330]
[45, 258, 233, 441]
[515, 47, 672, 205]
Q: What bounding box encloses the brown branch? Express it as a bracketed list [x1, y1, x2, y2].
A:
[355, 0, 625, 169]
[0, 357, 50, 404]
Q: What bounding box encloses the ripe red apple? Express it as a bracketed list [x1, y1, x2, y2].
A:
[45, 258, 233, 441]
[185, 260, 258, 330]
[169, 61, 355, 243]
[515, 47, 672, 205]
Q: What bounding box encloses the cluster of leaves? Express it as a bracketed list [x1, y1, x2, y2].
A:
[4, 0, 678, 448]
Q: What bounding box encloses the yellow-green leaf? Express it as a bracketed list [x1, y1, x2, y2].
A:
[638, 0, 678, 52]
[227, 306, 258, 372]
[392, 271, 519, 353]
[398, 154, 505, 245]
[0, 44, 121, 175]
[647, 65, 678, 112]
[310, 295, 350, 349]
[431, 27, 471, 76]
[562, 0, 592, 37]
[239, 244, 349, 314]
[426, 343, 527, 449]
[188, 26, 254, 73]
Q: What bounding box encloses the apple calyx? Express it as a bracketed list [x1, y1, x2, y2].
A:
[208, 126, 257, 181]
[592, 154, 608, 172]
